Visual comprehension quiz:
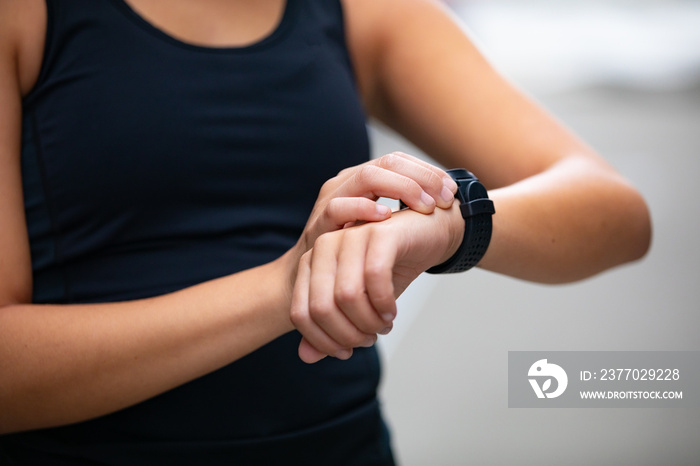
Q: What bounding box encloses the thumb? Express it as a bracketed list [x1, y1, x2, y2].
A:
[320, 198, 391, 233]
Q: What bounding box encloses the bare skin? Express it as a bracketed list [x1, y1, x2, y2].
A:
[0, 0, 651, 434]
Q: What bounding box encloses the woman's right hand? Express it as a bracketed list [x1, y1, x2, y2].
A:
[280, 152, 457, 297]
[294, 151, 457, 255]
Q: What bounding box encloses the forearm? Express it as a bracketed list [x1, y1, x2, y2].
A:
[477, 155, 651, 283]
[0, 254, 296, 434]
[346, 0, 651, 284]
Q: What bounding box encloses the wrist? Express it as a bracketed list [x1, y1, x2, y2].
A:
[426, 169, 495, 274]
[275, 247, 300, 314]
[436, 202, 466, 265]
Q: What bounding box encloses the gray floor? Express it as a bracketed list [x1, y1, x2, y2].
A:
[371, 83, 700, 465]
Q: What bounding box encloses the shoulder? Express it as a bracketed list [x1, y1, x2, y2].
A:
[0, 0, 47, 96]
[341, 0, 452, 37]
[340, 0, 471, 114]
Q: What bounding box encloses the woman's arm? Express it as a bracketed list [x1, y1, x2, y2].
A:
[1, 146, 451, 437]
[0, 3, 294, 433]
[0, 263, 298, 435]
[0, 1, 459, 432]
[344, 0, 651, 283]
[0, 164, 451, 438]
[290, 0, 653, 363]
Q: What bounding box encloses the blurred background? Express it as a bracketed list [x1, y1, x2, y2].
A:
[371, 0, 700, 465]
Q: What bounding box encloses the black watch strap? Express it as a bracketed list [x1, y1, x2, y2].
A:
[426, 169, 495, 274]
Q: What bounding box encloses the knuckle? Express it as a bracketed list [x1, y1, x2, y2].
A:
[332, 335, 352, 349]
[312, 339, 341, 358]
[308, 297, 334, 323]
[323, 198, 341, 219]
[425, 169, 443, 188]
[356, 164, 379, 184]
[377, 152, 400, 170]
[289, 307, 306, 328]
[347, 333, 370, 349]
[298, 250, 312, 268]
[367, 277, 391, 301]
[373, 289, 395, 306]
[340, 225, 361, 242]
[334, 283, 361, 307]
[364, 260, 386, 281]
[402, 176, 421, 194]
[313, 231, 334, 250]
[326, 197, 370, 220]
[319, 178, 337, 197]
[389, 150, 409, 160]
[333, 329, 365, 349]
[313, 230, 329, 247]
[354, 318, 380, 336]
[351, 196, 372, 211]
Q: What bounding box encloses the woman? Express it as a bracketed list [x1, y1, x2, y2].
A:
[0, 0, 651, 464]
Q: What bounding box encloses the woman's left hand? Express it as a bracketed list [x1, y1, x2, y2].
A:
[290, 203, 464, 363]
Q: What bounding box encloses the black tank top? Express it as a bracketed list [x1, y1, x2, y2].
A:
[4, 1, 395, 464]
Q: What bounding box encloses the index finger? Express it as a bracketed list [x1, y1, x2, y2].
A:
[337, 152, 458, 210]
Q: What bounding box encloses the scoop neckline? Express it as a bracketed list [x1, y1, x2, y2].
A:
[108, 0, 295, 54]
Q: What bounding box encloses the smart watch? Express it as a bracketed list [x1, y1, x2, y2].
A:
[426, 168, 495, 274]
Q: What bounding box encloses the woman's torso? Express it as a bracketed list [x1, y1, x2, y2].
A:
[3, 0, 393, 464]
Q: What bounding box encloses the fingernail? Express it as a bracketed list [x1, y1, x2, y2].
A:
[440, 185, 454, 203]
[361, 337, 376, 348]
[443, 176, 458, 192]
[381, 313, 394, 322]
[379, 327, 392, 335]
[420, 191, 435, 208]
[375, 204, 391, 217]
[335, 349, 352, 360]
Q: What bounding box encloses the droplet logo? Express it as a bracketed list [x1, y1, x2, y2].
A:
[528, 359, 568, 399]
